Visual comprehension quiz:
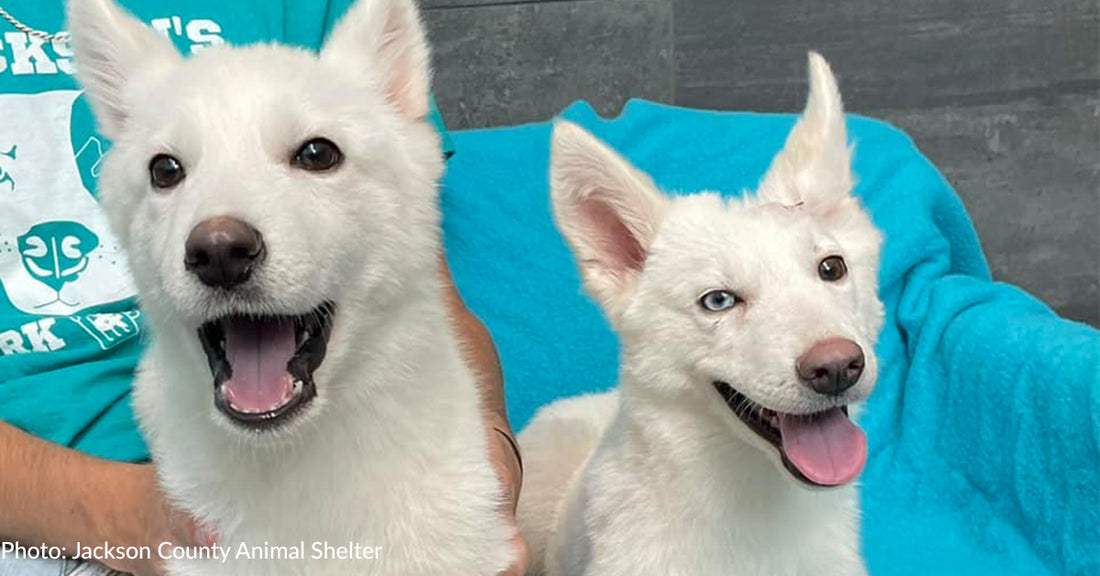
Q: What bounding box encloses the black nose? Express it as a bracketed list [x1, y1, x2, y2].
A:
[796, 338, 864, 396]
[184, 217, 265, 289]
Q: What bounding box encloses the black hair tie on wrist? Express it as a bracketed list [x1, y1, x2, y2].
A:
[493, 426, 524, 477]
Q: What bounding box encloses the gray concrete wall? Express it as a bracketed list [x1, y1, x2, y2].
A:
[421, 0, 1100, 326]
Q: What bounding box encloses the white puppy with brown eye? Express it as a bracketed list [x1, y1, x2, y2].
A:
[67, 0, 515, 574]
[518, 53, 885, 576]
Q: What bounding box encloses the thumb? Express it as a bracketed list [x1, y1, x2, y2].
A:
[499, 531, 530, 576]
[170, 511, 219, 549]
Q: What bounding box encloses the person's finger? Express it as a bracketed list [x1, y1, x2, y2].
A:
[198, 523, 220, 549]
[186, 518, 219, 549]
[166, 506, 218, 550]
[499, 532, 530, 576]
[185, 519, 219, 550]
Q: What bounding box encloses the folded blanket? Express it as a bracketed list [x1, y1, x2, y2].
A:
[440, 100, 1100, 576]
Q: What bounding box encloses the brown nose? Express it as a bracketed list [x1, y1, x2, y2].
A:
[796, 338, 864, 396]
[184, 217, 265, 289]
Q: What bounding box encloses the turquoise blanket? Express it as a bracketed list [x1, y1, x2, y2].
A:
[440, 100, 1100, 576]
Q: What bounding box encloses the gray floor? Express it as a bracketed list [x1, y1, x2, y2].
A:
[422, 0, 1100, 326]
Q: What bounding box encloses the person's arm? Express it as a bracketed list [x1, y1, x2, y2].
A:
[438, 256, 529, 576]
[0, 422, 201, 576]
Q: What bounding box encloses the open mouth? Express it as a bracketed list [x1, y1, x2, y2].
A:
[198, 302, 335, 430]
[713, 381, 867, 487]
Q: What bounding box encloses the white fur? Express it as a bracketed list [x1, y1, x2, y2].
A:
[68, 0, 513, 573]
[518, 53, 885, 576]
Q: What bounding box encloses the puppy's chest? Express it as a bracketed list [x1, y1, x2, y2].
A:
[576, 464, 863, 575]
[188, 433, 495, 532]
[174, 450, 510, 575]
[154, 413, 508, 573]
[584, 505, 862, 576]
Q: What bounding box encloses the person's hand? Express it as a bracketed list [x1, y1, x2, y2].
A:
[487, 424, 530, 576]
[96, 464, 215, 576]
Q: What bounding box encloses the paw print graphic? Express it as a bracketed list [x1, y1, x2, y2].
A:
[18, 221, 100, 308]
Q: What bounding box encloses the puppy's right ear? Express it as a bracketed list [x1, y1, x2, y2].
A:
[321, 0, 432, 120]
[68, 0, 180, 139]
[550, 121, 666, 317]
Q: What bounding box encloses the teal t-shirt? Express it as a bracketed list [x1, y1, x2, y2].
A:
[0, 0, 453, 462]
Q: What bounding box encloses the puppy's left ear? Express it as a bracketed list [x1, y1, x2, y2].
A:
[757, 52, 854, 214]
[68, 0, 181, 139]
[321, 0, 432, 120]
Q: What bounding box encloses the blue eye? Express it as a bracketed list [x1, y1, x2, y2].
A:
[699, 290, 740, 312]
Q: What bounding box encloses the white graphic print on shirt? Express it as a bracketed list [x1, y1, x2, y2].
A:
[0, 17, 220, 361]
[0, 90, 133, 315]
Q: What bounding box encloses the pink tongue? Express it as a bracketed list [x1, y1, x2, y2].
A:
[221, 318, 297, 414]
[778, 408, 867, 486]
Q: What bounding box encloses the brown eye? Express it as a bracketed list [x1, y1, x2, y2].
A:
[149, 154, 185, 189]
[293, 138, 343, 172]
[818, 255, 847, 282]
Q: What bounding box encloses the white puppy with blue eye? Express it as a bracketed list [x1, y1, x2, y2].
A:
[67, 0, 515, 573]
[518, 53, 885, 576]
